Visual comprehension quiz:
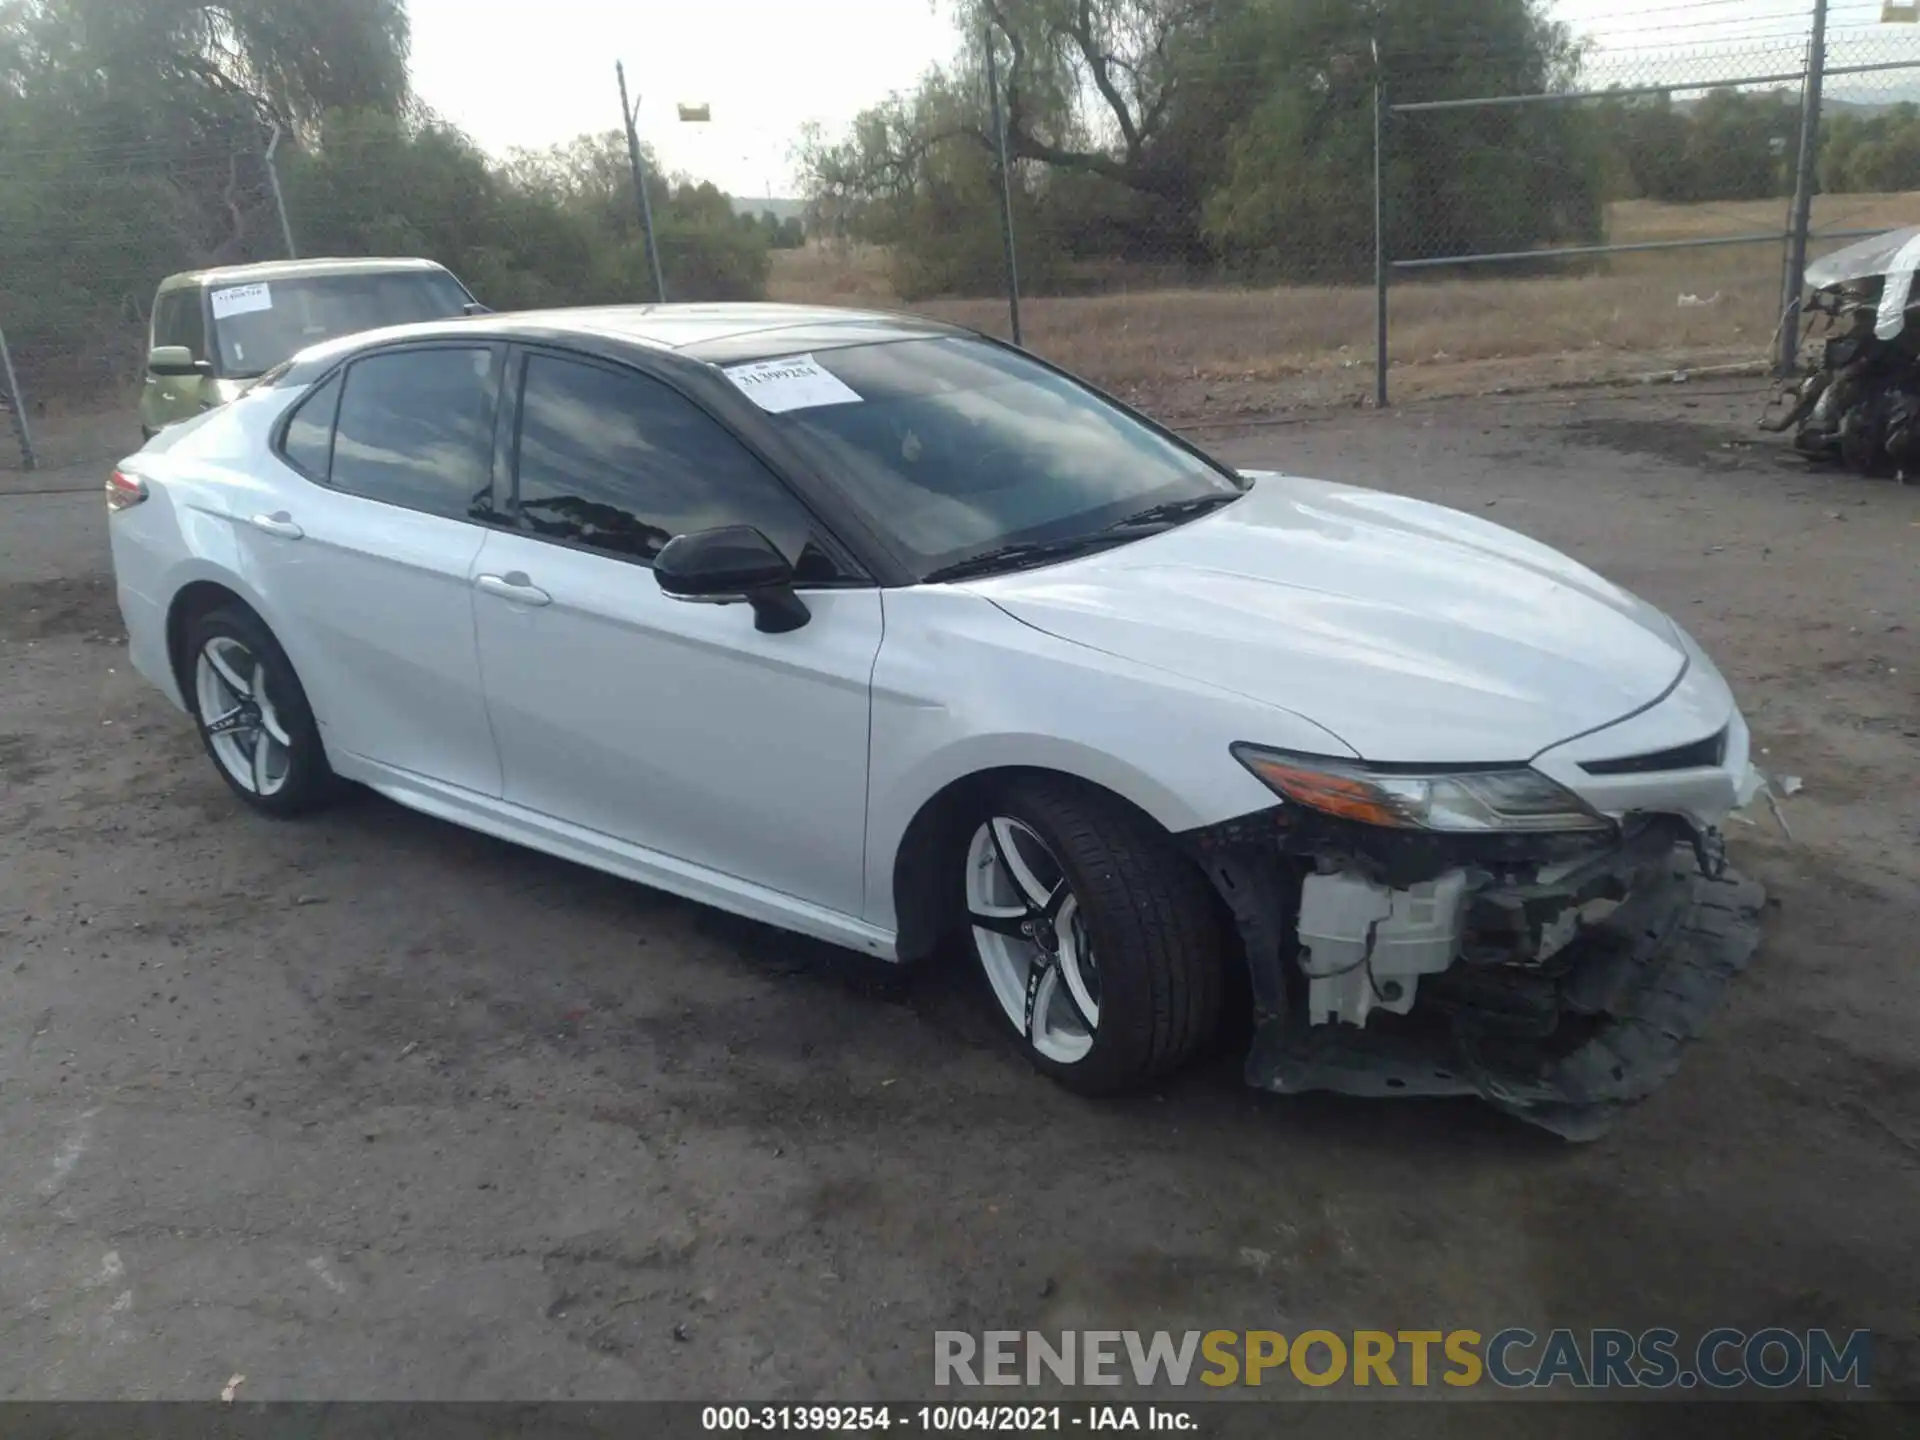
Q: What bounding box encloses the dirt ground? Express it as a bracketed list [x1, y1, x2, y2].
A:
[1, 382, 1916, 1427]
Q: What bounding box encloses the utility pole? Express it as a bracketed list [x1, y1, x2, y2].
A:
[1778, 0, 1829, 375]
[264, 121, 297, 260]
[617, 62, 668, 304]
[984, 21, 1024, 347]
[0, 326, 37, 472]
[1372, 36, 1388, 409]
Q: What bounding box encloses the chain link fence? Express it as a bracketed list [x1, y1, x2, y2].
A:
[8, 20, 1920, 469]
[1380, 34, 1920, 406]
[777, 27, 1920, 424]
[0, 120, 288, 469]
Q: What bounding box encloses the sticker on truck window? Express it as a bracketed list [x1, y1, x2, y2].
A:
[210, 283, 273, 319]
[722, 354, 862, 414]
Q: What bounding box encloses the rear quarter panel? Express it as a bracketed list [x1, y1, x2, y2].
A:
[115, 386, 312, 693]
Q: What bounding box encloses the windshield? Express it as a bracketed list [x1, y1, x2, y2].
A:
[209, 270, 472, 378]
[729, 337, 1243, 578]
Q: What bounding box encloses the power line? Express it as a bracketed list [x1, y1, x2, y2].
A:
[1569, 0, 1809, 20]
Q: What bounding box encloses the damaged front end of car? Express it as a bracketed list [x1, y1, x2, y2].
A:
[1184, 748, 1766, 1141]
[1764, 223, 1920, 480]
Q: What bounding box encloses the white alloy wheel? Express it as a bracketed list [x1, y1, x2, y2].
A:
[966, 815, 1103, 1065]
[195, 634, 295, 797]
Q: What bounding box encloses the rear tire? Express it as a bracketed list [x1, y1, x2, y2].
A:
[184, 605, 334, 817]
[961, 777, 1223, 1095]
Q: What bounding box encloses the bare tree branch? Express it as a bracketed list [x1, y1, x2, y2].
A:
[1068, 0, 1141, 159]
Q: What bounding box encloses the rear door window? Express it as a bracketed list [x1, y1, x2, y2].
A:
[329, 348, 498, 520]
[279, 373, 343, 479]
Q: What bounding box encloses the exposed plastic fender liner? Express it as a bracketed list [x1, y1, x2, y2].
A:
[1244, 855, 1766, 1141]
[1193, 848, 1297, 1022]
[1179, 807, 1305, 1022]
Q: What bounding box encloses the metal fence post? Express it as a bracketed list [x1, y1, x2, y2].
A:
[265, 122, 297, 260]
[1778, 0, 1830, 376]
[1373, 55, 1388, 409]
[985, 23, 1024, 347]
[0, 325, 38, 472]
[617, 62, 669, 304]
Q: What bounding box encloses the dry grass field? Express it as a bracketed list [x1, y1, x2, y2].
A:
[770, 191, 1920, 420]
[10, 192, 1918, 474]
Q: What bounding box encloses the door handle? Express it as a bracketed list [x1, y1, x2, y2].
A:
[475, 572, 552, 607]
[250, 512, 304, 539]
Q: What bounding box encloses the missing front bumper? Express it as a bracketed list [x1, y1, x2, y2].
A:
[1244, 854, 1765, 1141]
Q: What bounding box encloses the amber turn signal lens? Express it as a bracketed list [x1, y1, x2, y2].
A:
[1238, 756, 1418, 828]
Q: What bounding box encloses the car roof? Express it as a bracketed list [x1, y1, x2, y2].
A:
[287, 303, 970, 372]
[159, 256, 453, 292]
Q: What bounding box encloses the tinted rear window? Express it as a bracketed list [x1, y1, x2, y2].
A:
[281, 373, 342, 478]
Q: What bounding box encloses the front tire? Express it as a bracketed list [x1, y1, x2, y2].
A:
[184, 605, 334, 817]
[962, 778, 1223, 1094]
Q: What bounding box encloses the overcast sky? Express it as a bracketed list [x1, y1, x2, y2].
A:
[407, 0, 1913, 196]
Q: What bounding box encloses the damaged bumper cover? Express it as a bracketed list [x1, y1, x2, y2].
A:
[1186, 809, 1765, 1141]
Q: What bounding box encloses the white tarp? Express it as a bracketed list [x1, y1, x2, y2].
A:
[1874, 231, 1920, 339]
[1804, 226, 1920, 290]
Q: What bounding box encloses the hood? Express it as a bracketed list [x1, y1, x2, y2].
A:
[966, 473, 1686, 764]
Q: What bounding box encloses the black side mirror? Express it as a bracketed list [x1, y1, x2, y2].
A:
[148, 345, 209, 377]
[655, 525, 810, 634]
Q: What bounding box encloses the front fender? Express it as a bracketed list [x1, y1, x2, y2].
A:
[862, 587, 1354, 934]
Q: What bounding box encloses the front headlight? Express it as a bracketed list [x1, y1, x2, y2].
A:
[1232, 745, 1611, 833]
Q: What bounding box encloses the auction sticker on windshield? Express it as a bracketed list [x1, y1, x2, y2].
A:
[211, 283, 273, 319]
[724, 355, 862, 414]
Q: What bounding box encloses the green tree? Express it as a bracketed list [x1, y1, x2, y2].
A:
[0, 0, 412, 389]
[1684, 89, 1796, 201]
[1822, 103, 1920, 194]
[801, 70, 1063, 297]
[802, 0, 1603, 288]
[285, 114, 769, 307]
[0, 0, 770, 399]
[1595, 88, 1797, 204]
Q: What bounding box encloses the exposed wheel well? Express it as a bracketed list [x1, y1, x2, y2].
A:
[889, 766, 1232, 966]
[165, 580, 250, 702]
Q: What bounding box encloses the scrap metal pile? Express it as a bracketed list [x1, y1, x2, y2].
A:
[1765, 225, 1920, 481]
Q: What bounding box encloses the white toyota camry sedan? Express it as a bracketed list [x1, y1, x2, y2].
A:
[107, 304, 1767, 1137]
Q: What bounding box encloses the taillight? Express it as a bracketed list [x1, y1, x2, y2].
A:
[106, 470, 147, 511]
